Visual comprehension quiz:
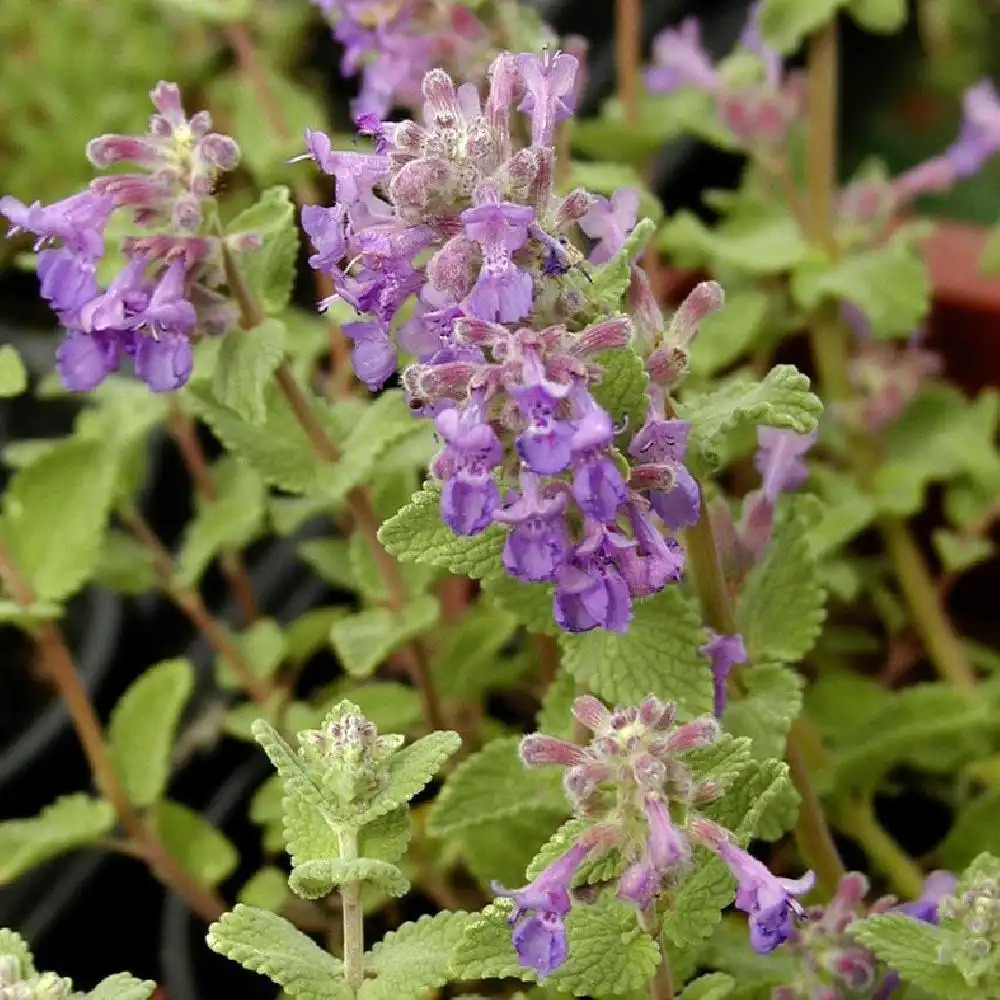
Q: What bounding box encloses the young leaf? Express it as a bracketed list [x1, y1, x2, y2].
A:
[94, 531, 158, 595]
[361, 910, 476, 1000]
[678, 972, 736, 1000]
[0, 344, 27, 397]
[684, 736, 754, 793]
[429, 603, 520, 699]
[681, 365, 822, 468]
[330, 596, 440, 678]
[298, 539, 358, 591]
[458, 810, 566, 890]
[758, 0, 844, 53]
[226, 186, 298, 314]
[590, 345, 650, 441]
[480, 575, 559, 636]
[213, 318, 287, 425]
[559, 587, 713, 718]
[427, 737, 565, 838]
[207, 904, 352, 1000]
[239, 866, 291, 912]
[288, 858, 409, 900]
[333, 682, 423, 735]
[0, 437, 117, 602]
[0, 795, 115, 882]
[216, 618, 286, 689]
[661, 853, 736, 949]
[722, 663, 803, 763]
[108, 658, 194, 808]
[86, 974, 157, 1000]
[151, 800, 238, 888]
[933, 529, 994, 575]
[705, 758, 800, 843]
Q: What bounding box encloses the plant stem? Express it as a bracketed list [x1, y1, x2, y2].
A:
[638, 907, 673, 1000]
[0, 536, 225, 924]
[835, 795, 924, 898]
[221, 244, 447, 731]
[166, 398, 259, 625]
[615, 0, 642, 128]
[685, 489, 845, 897]
[119, 502, 273, 704]
[338, 829, 365, 993]
[806, 20, 838, 255]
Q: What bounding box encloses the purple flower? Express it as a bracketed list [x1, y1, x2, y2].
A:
[618, 504, 685, 597]
[553, 527, 632, 633]
[569, 402, 627, 523]
[644, 19, 718, 95]
[650, 465, 701, 531]
[512, 352, 575, 475]
[515, 51, 579, 148]
[342, 320, 397, 390]
[0, 190, 114, 261]
[618, 795, 690, 910]
[579, 189, 640, 265]
[55, 330, 124, 392]
[898, 871, 956, 924]
[460, 199, 535, 324]
[134, 331, 194, 392]
[434, 401, 502, 536]
[36, 249, 99, 321]
[494, 471, 569, 582]
[700, 631, 747, 718]
[302, 204, 348, 273]
[754, 426, 817, 502]
[946, 80, 1000, 179]
[491, 842, 591, 979]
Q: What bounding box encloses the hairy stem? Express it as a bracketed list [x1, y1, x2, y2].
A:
[835, 795, 924, 898]
[338, 829, 365, 992]
[119, 502, 273, 704]
[221, 243, 447, 731]
[0, 536, 225, 923]
[615, 0, 642, 128]
[638, 907, 673, 1000]
[166, 398, 259, 625]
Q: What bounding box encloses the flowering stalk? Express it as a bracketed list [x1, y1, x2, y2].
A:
[337, 827, 365, 992]
[0, 536, 225, 924]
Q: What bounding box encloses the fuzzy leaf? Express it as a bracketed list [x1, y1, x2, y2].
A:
[705, 758, 800, 843]
[86, 973, 157, 1000]
[0, 795, 115, 883]
[360, 731, 462, 825]
[427, 736, 565, 837]
[429, 604, 520, 699]
[587, 218, 656, 311]
[680, 365, 823, 467]
[213, 318, 287, 425]
[239, 867, 291, 912]
[458, 810, 566, 891]
[152, 800, 238, 887]
[685, 736, 754, 791]
[846, 0, 907, 31]
[679, 973, 736, 1000]
[108, 658, 193, 808]
[736, 498, 827, 664]
[378, 484, 505, 579]
[227, 186, 298, 314]
[722, 663, 803, 762]
[591, 346, 650, 441]
[560, 587, 713, 718]
[849, 915, 972, 998]
[480, 575, 559, 635]
[361, 911, 476, 1000]
[661, 853, 736, 949]
[207, 904, 351, 1000]
[289, 858, 409, 900]
[0, 344, 27, 397]
[330, 596, 440, 678]
[0, 437, 117, 602]
[333, 682, 423, 735]
[938, 790, 1000, 870]
[758, 0, 844, 53]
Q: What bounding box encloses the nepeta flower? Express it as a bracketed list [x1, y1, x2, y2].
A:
[579, 189, 640, 265]
[701, 630, 747, 718]
[946, 79, 1000, 178]
[491, 842, 591, 979]
[898, 870, 956, 924]
[644, 19, 717, 95]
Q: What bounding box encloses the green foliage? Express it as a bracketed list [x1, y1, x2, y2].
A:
[559, 587, 713, 718]
[845, 0, 907, 32]
[591, 346, 650, 440]
[585, 219, 657, 313]
[86, 973, 159, 1000]
[480, 575, 560, 635]
[330, 596, 440, 678]
[213, 318, 288, 425]
[736, 498, 827, 664]
[679, 973, 736, 1000]
[661, 854, 736, 950]
[689, 291, 769, 377]
[0, 345, 27, 398]
[156, 0, 251, 21]
[94, 531, 158, 595]
[108, 659, 193, 808]
[207, 905, 352, 1000]
[427, 737, 565, 838]
[428, 604, 520, 699]
[216, 618, 287, 689]
[288, 858, 409, 900]
[680, 365, 823, 468]
[933, 528, 994, 574]
[458, 810, 565, 891]
[704, 758, 800, 843]
[722, 663, 803, 762]
[0, 437, 117, 603]
[239, 867, 291, 913]
[939, 790, 1000, 870]
[151, 800, 238, 888]
[226, 186, 299, 314]
[0, 795, 115, 883]
[758, 0, 844, 53]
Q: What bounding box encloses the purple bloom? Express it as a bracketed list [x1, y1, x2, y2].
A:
[515, 51, 579, 148]
[55, 330, 124, 392]
[644, 19, 718, 95]
[0, 190, 114, 261]
[650, 465, 701, 531]
[494, 471, 569, 582]
[754, 426, 817, 502]
[36, 249, 99, 321]
[618, 795, 690, 910]
[946, 80, 1000, 179]
[342, 320, 397, 390]
[569, 403, 627, 523]
[302, 204, 348, 273]
[618, 504, 685, 597]
[134, 330, 194, 392]
[579, 189, 640, 265]
[512, 353, 575, 475]
[434, 401, 502, 536]
[553, 527, 632, 633]
[898, 871, 956, 924]
[492, 842, 591, 979]
[700, 631, 748, 718]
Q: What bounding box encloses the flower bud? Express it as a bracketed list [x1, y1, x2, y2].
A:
[520, 734, 587, 767]
[197, 132, 241, 171]
[665, 280, 724, 348]
[646, 346, 689, 387]
[555, 188, 595, 229]
[572, 694, 611, 733]
[150, 81, 184, 124]
[389, 157, 459, 221]
[665, 717, 720, 752]
[569, 318, 631, 359]
[87, 135, 160, 168]
[422, 69, 460, 125]
[427, 236, 480, 301]
[633, 753, 665, 788]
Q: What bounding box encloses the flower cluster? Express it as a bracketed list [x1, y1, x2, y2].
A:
[501, 694, 814, 977]
[0, 83, 240, 393]
[304, 55, 717, 632]
[937, 867, 1000, 985]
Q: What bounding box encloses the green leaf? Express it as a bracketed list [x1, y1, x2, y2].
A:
[330, 596, 440, 678]
[207, 904, 351, 1000]
[685, 736, 754, 792]
[560, 587, 713, 718]
[378, 484, 505, 579]
[939, 790, 1000, 870]
[239, 867, 291, 912]
[480, 575, 559, 636]
[758, 0, 845, 53]
[845, 0, 907, 33]
[94, 531, 158, 595]
[108, 659, 193, 808]
[216, 618, 287, 690]
[362, 911, 476, 1000]
[0, 437, 117, 602]
[661, 853, 736, 949]
[591, 345, 650, 442]
[458, 810, 565, 891]
[298, 539, 357, 591]
[933, 528, 994, 574]
[226, 186, 298, 314]
[586, 218, 656, 312]
[427, 737, 566, 838]
[736, 498, 827, 663]
[155, 0, 251, 22]
[86, 973, 157, 1000]
[361, 730, 462, 825]
[0, 344, 27, 397]
[722, 664, 803, 762]
[175, 457, 267, 587]
[705, 758, 800, 843]
[849, 914, 972, 998]
[689, 291, 769, 377]
[453, 894, 659, 995]
[288, 857, 409, 900]
[213, 318, 287, 425]
[679, 973, 736, 1000]
[333, 682, 423, 735]
[151, 800, 238, 888]
[791, 238, 930, 339]
[0, 795, 115, 883]
[429, 603, 520, 699]
[680, 365, 823, 468]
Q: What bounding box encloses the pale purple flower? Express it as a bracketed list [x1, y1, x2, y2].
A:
[461, 199, 535, 323]
[511, 353, 574, 475]
[302, 204, 348, 273]
[493, 470, 569, 582]
[754, 426, 817, 502]
[36, 249, 100, 321]
[645, 19, 718, 95]
[0, 190, 114, 261]
[701, 631, 748, 718]
[629, 413, 701, 530]
[946, 79, 1000, 178]
[134, 331, 194, 392]
[618, 504, 685, 596]
[569, 405, 627, 523]
[55, 330, 125, 392]
[579, 189, 640, 265]
[342, 320, 397, 390]
[618, 795, 690, 910]
[516, 51, 579, 147]
[553, 527, 632, 633]
[898, 871, 956, 924]
[491, 842, 591, 979]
